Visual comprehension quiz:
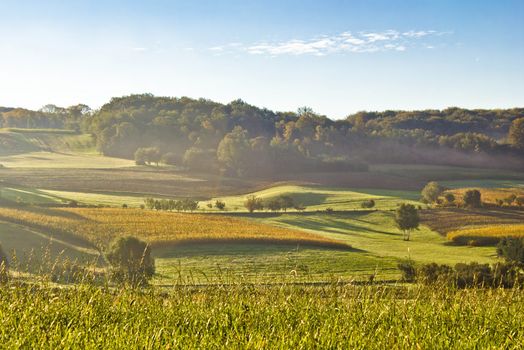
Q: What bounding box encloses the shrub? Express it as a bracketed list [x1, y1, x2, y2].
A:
[397, 259, 416, 282]
[360, 199, 375, 209]
[106, 236, 155, 286]
[492, 262, 524, 288]
[444, 193, 455, 204]
[418, 263, 453, 284]
[454, 262, 492, 288]
[497, 237, 524, 264]
[214, 200, 226, 210]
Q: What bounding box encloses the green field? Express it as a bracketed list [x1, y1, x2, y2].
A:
[203, 185, 423, 212]
[0, 134, 518, 286]
[255, 211, 497, 265]
[0, 129, 134, 168]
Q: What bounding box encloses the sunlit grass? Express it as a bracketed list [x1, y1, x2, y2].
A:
[0, 282, 522, 348]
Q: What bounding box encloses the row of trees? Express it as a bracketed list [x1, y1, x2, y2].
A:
[0, 104, 91, 131]
[243, 195, 305, 213]
[144, 198, 199, 212]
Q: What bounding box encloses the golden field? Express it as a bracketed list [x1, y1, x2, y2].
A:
[0, 207, 347, 249]
[446, 187, 524, 206]
[447, 224, 524, 246]
[420, 208, 524, 234]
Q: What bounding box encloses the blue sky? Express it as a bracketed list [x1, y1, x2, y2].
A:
[0, 0, 523, 118]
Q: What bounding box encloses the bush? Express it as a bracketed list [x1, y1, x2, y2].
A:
[444, 193, 455, 204]
[497, 237, 524, 264]
[360, 199, 375, 209]
[397, 260, 416, 282]
[411, 261, 524, 288]
[106, 236, 155, 286]
[418, 263, 453, 284]
[214, 200, 226, 210]
[492, 262, 524, 288]
[454, 262, 492, 288]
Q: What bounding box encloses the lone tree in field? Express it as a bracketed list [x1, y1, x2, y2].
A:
[244, 195, 264, 213]
[421, 181, 444, 204]
[509, 117, 524, 150]
[395, 203, 420, 241]
[463, 190, 482, 208]
[106, 236, 155, 286]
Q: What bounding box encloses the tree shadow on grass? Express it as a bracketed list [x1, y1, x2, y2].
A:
[277, 216, 397, 236]
[154, 241, 366, 259]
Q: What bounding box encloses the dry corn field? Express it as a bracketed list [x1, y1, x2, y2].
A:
[421, 208, 524, 246]
[446, 187, 524, 206]
[420, 208, 524, 233]
[0, 207, 347, 249]
[447, 224, 524, 245]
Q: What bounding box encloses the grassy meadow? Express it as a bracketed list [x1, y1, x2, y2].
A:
[0, 284, 522, 349]
[0, 129, 523, 348]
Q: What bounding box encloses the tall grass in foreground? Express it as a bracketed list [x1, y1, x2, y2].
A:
[0, 282, 522, 349]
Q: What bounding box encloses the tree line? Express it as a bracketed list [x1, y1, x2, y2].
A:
[2, 94, 523, 176]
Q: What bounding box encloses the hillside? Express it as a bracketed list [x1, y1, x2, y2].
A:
[0, 128, 134, 168]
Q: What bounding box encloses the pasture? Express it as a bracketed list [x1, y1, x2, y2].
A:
[256, 211, 497, 266]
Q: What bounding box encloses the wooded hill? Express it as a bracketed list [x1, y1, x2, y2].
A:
[1, 94, 523, 176]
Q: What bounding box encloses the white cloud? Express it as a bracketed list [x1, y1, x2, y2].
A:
[210, 29, 449, 57]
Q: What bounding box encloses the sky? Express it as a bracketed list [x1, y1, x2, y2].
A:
[0, 0, 523, 118]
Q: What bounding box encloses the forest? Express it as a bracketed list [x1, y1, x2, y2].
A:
[1, 94, 523, 177]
